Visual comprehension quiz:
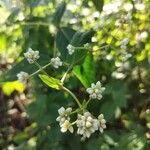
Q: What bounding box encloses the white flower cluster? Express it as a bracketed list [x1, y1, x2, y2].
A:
[17, 71, 29, 84]
[97, 114, 107, 133]
[77, 112, 106, 140]
[76, 112, 98, 139]
[86, 81, 105, 100]
[67, 44, 75, 55]
[120, 38, 129, 49]
[56, 107, 73, 133]
[56, 107, 106, 140]
[24, 48, 40, 64]
[51, 57, 62, 69]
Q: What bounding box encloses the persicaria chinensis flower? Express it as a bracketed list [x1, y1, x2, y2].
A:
[24, 48, 40, 64]
[76, 112, 99, 140]
[51, 57, 62, 69]
[56, 107, 72, 125]
[17, 71, 29, 84]
[120, 38, 129, 49]
[67, 44, 75, 55]
[60, 120, 74, 133]
[97, 114, 106, 133]
[86, 81, 105, 100]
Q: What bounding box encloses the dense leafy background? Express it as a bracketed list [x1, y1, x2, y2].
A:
[0, 0, 150, 149]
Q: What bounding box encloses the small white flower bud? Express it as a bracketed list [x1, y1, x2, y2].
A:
[67, 44, 75, 55]
[51, 57, 62, 69]
[24, 48, 40, 64]
[17, 71, 29, 84]
[86, 81, 105, 100]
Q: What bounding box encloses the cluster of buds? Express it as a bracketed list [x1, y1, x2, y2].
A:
[67, 43, 90, 55]
[51, 57, 62, 69]
[56, 108, 106, 140]
[67, 44, 75, 55]
[17, 71, 29, 84]
[86, 81, 105, 100]
[24, 48, 40, 64]
[17, 48, 63, 84]
[120, 38, 129, 49]
[56, 107, 73, 133]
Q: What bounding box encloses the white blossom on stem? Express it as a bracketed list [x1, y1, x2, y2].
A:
[24, 48, 40, 64]
[97, 114, 106, 133]
[51, 57, 62, 69]
[56, 107, 72, 125]
[60, 120, 74, 133]
[86, 81, 105, 100]
[17, 71, 29, 84]
[67, 44, 75, 55]
[76, 112, 99, 140]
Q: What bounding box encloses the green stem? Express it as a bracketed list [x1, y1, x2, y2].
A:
[30, 62, 51, 77]
[61, 64, 73, 83]
[75, 47, 89, 50]
[85, 98, 91, 108]
[35, 61, 49, 76]
[71, 121, 77, 126]
[62, 86, 82, 108]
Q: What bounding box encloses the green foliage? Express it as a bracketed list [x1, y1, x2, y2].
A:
[91, 0, 104, 12]
[73, 54, 96, 87]
[56, 27, 75, 60]
[52, 2, 66, 26]
[0, 0, 150, 149]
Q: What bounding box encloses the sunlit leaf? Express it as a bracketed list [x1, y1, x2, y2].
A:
[39, 74, 63, 90]
[2, 81, 25, 96]
[73, 54, 96, 88]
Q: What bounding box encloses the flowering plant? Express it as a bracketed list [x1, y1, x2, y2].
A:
[0, 0, 149, 149]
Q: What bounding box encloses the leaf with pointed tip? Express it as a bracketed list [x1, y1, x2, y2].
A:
[39, 74, 63, 90]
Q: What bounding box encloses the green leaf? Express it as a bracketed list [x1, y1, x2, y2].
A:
[73, 54, 96, 88]
[56, 27, 76, 60]
[105, 80, 127, 108]
[56, 28, 94, 64]
[70, 30, 95, 46]
[39, 74, 63, 90]
[101, 101, 117, 121]
[52, 2, 66, 26]
[91, 0, 104, 13]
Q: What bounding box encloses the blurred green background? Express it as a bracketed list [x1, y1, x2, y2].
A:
[0, 0, 150, 149]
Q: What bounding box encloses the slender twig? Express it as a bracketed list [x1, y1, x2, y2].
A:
[30, 62, 51, 77]
[61, 64, 73, 83]
[34, 61, 49, 76]
[62, 86, 82, 108]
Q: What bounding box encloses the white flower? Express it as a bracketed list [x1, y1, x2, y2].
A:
[51, 57, 62, 69]
[76, 112, 99, 139]
[97, 114, 106, 133]
[56, 107, 72, 125]
[120, 38, 129, 49]
[86, 81, 105, 100]
[84, 43, 90, 48]
[67, 44, 75, 55]
[60, 120, 74, 133]
[126, 13, 132, 22]
[24, 48, 40, 64]
[17, 71, 29, 84]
